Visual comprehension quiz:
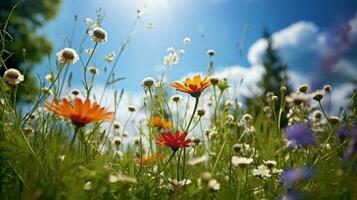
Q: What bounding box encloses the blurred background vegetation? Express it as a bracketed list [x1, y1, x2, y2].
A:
[0, 0, 62, 103]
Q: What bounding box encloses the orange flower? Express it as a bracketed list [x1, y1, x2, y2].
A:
[134, 153, 165, 165]
[156, 131, 191, 151]
[148, 116, 173, 130]
[45, 97, 114, 127]
[171, 75, 211, 98]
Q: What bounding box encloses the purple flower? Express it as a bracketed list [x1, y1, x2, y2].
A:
[337, 127, 357, 161]
[280, 166, 312, 187]
[285, 123, 315, 148]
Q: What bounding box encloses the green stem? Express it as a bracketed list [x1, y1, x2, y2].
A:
[159, 150, 176, 173]
[186, 97, 199, 133]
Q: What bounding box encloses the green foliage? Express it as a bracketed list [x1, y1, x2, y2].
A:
[0, 0, 62, 103]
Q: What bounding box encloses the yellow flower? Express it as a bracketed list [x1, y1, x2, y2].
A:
[171, 75, 211, 98]
[148, 116, 173, 130]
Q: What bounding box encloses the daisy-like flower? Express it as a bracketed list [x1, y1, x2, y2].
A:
[142, 77, 155, 89]
[171, 95, 181, 102]
[156, 131, 191, 151]
[105, 52, 115, 62]
[252, 165, 271, 178]
[183, 37, 191, 45]
[56, 48, 79, 65]
[45, 97, 114, 128]
[134, 153, 165, 165]
[3, 68, 24, 85]
[231, 156, 253, 167]
[88, 66, 99, 75]
[89, 27, 108, 43]
[207, 49, 215, 57]
[171, 75, 211, 98]
[148, 116, 173, 130]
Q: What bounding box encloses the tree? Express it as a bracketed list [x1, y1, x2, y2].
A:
[245, 30, 291, 127]
[0, 0, 62, 102]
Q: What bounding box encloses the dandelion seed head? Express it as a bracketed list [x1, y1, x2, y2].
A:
[3, 68, 24, 85]
[56, 48, 79, 65]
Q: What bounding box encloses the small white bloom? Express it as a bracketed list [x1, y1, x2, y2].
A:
[171, 95, 181, 102]
[83, 181, 92, 190]
[263, 160, 277, 168]
[231, 156, 253, 167]
[45, 74, 54, 83]
[183, 37, 191, 45]
[128, 106, 136, 112]
[89, 27, 108, 43]
[252, 165, 271, 178]
[142, 77, 155, 88]
[207, 49, 215, 57]
[208, 179, 220, 191]
[84, 18, 98, 29]
[3, 68, 24, 85]
[105, 52, 115, 62]
[88, 66, 99, 75]
[188, 155, 208, 166]
[56, 48, 79, 64]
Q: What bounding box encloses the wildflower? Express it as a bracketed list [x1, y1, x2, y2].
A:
[263, 160, 277, 168]
[209, 76, 220, 85]
[2, 68, 24, 85]
[128, 106, 136, 112]
[312, 90, 324, 101]
[45, 97, 114, 128]
[109, 174, 137, 184]
[71, 89, 80, 96]
[208, 179, 220, 191]
[183, 37, 191, 45]
[89, 27, 108, 43]
[280, 85, 287, 93]
[188, 155, 208, 166]
[207, 49, 215, 57]
[148, 116, 173, 130]
[266, 92, 278, 102]
[113, 150, 123, 158]
[85, 48, 95, 55]
[285, 123, 315, 148]
[56, 48, 79, 64]
[112, 137, 122, 147]
[134, 137, 142, 145]
[197, 108, 206, 117]
[113, 121, 121, 129]
[280, 166, 312, 186]
[232, 143, 242, 152]
[252, 165, 271, 178]
[200, 172, 212, 183]
[171, 75, 211, 98]
[134, 153, 165, 165]
[312, 110, 322, 121]
[323, 84, 332, 93]
[217, 79, 229, 91]
[163, 50, 179, 66]
[105, 52, 115, 62]
[142, 77, 155, 89]
[329, 116, 340, 124]
[41, 87, 52, 96]
[88, 66, 99, 75]
[83, 181, 92, 190]
[156, 131, 191, 151]
[146, 22, 154, 30]
[45, 74, 54, 83]
[227, 114, 235, 122]
[171, 95, 181, 102]
[285, 92, 309, 105]
[84, 18, 97, 29]
[231, 156, 253, 167]
[297, 83, 309, 93]
[225, 100, 233, 107]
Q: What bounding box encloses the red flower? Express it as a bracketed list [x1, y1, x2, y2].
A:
[156, 131, 191, 151]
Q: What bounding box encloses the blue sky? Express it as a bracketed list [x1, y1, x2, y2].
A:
[39, 0, 357, 107]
